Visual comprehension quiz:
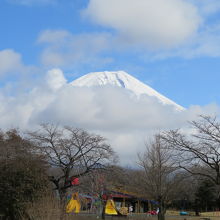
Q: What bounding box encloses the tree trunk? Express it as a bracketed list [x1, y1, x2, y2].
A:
[101, 200, 107, 220]
[158, 198, 166, 220]
[59, 189, 67, 220]
[158, 208, 166, 220]
[158, 212, 165, 220]
[217, 193, 220, 211]
[194, 199, 199, 216]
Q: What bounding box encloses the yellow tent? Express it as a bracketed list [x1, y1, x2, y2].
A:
[66, 192, 81, 213]
[105, 199, 118, 215]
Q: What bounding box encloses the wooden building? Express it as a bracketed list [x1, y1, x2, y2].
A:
[108, 190, 152, 213]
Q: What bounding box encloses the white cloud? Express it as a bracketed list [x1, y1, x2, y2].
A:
[0, 49, 23, 76]
[148, 23, 220, 59]
[0, 69, 219, 165]
[46, 68, 67, 91]
[78, 0, 220, 58]
[38, 30, 113, 67]
[83, 0, 201, 49]
[36, 2, 220, 66]
[38, 30, 70, 44]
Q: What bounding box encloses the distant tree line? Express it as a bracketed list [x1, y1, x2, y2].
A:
[1, 115, 220, 220]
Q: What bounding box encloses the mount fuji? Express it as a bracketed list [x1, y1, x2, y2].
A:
[70, 71, 184, 111]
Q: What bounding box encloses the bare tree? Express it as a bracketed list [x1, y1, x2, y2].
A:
[28, 124, 116, 219]
[161, 115, 220, 210]
[138, 135, 182, 220]
[161, 115, 220, 186]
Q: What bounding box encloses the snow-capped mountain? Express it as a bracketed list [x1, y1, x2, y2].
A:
[71, 71, 184, 111]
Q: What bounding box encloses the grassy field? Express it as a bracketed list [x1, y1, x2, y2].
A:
[12, 213, 220, 220]
[60, 216, 220, 220]
[61, 214, 220, 220]
[23, 205, 220, 220]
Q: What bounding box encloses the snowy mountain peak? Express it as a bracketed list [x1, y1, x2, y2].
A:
[70, 71, 184, 111]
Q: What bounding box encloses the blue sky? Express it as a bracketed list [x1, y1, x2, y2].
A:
[1, 0, 220, 107]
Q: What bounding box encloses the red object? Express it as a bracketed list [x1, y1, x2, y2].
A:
[102, 194, 108, 201]
[71, 177, 79, 185]
[147, 210, 157, 215]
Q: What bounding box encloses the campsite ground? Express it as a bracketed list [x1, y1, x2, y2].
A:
[65, 215, 219, 220]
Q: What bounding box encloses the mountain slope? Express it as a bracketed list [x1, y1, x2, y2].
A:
[70, 71, 184, 111]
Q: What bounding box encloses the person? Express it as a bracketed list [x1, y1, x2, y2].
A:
[156, 208, 159, 214]
[129, 205, 133, 214]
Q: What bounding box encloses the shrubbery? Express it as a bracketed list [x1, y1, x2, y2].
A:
[0, 130, 49, 220]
